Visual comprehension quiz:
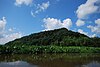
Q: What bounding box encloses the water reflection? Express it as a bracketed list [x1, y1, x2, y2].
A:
[0, 61, 37, 67]
[0, 53, 100, 67]
[81, 61, 100, 67]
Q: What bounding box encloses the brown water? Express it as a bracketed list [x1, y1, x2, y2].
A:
[0, 53, 100, 67]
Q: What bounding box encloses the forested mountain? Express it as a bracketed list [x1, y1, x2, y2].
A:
[5, 28, 100, 47]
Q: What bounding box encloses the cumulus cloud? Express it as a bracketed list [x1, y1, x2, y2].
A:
[31, 1, 50, 17]
[15, 0, 33, 6]
[78, 29, 88, 35]
[87, 18, 100, 33]
[43, 18, 72, 30]
[63, 19, 72, 29]
[0, 17, 22, 44]
[76, 19, 85, 26]
[87, 25, 100, 33]
[76, 0, 99, 19]
[0, 32, 22, 44]
[78, 29, 97, 37]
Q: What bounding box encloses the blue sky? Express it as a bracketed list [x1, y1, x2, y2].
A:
[0, 0, 100, 44]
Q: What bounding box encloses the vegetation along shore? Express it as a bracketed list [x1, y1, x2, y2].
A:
[0, 28, 100, 54]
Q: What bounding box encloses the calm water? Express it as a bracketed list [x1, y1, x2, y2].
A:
[0, 53, 100, 67]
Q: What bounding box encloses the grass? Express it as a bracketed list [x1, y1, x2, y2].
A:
[0, 45, 100, 54]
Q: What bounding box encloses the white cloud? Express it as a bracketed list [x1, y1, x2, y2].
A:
[87, 25, 100, 33]
[0, 17, 6, 31]
[31, 1, 50, 17]
[95, 18, 100, 25]
[87, 18, 100, 33]
[0, 17, 22, 44]
[78, 29, 88, 35]
[8, 28, 14, 32]
[87, 25, 98, 32]
[36, 1, 50, 13]
[15, 0, 33, 6]
[31, 11, 35, 17]
[90, 34, 96, 37]
[76, 19, 85, 26]
[78, 29, 97, 37]
[76, 0, 99, 19]
[63, 19, 72, 29]
[43, 18, 72, 30]
[0, 32, 22, 44]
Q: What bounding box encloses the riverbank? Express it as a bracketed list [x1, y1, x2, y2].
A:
[0, 45, 100, 54]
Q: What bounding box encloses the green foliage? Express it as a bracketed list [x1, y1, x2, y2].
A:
[1, 28, 99, 54]
[5, 28, 100, 47]
[0, 45, 100, 54]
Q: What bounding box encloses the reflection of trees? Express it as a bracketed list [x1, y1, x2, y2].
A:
[0, 54, 100, 67]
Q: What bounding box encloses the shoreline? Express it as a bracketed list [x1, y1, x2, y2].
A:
[0, 46, 100, 54]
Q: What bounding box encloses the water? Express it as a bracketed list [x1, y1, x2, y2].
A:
[0, 53, 100, 67]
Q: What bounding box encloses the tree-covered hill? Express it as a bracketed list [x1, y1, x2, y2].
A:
[5, 28, 100, 47]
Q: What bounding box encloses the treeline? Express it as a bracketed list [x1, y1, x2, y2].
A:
[5, 28, 100, 47]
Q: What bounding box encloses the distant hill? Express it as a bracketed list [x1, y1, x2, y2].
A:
[5, 28, 100, 47]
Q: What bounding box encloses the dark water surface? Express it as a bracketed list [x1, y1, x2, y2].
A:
[0, 53, 100, 67]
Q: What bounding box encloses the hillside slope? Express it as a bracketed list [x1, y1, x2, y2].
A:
[5, 28, 100, 47]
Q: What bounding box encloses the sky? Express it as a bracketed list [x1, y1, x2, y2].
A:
[0, 0, 100, 44]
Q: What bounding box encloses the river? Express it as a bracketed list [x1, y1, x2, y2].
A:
[0, 53, 100, 67]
